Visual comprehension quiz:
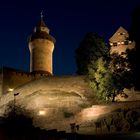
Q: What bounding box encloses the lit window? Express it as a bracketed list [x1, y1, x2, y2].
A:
[118, 32, 125, 35]
[121, 42, 124, 44]
[118, 42, 121, 45]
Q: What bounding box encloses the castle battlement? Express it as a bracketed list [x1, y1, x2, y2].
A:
[0, 67, 52, 95]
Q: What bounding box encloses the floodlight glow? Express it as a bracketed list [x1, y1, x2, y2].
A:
[8, 88, 14, 92]
[39, 110, 46, 115]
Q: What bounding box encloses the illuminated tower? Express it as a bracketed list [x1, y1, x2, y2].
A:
[109, 26, 135, 57]
[28, 13, 55, 75]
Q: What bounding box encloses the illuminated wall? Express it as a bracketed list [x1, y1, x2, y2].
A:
[0, 67, 45, 94]
[29, 39, 54, 75]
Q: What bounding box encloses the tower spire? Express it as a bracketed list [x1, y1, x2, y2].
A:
[40, 10, 44, 20]
[38, 10, 46, 27]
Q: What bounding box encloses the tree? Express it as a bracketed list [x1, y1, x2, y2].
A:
[109, 53, 133, 89]
[88, 57, 116, 101]
[75, 32, 108, 75]
[88, 55, 133, 102]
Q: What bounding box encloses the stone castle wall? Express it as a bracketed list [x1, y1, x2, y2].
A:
[0, 75, 93, 123]
[0, 68, 47, 95]
[0, 68, 91, 98]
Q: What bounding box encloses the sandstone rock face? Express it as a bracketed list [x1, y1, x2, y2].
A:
[0, 76, 140, 134]
[0, 76, 92, 132]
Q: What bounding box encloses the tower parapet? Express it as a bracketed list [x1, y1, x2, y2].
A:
[28, 14, 55, 75]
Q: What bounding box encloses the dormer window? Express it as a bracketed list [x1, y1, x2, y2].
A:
[118, 42, 121, 45]
[118, 32, 125, 35]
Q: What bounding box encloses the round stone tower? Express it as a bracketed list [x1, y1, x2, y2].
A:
[28, 14, 55, 75]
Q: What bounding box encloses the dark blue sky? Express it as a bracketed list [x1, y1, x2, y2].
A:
[0, 0, 140, 75]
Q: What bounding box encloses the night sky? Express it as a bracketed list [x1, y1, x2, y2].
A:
[0, 0, 140, 75]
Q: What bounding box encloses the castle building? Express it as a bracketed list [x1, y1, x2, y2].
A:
[0, 19, 140, 134]
[109, 26, 135, 57]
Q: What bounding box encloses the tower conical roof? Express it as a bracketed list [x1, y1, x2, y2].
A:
[38, 17, 47, 27]
[28, 13, 55, 43]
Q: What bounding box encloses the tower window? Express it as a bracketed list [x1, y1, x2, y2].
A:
[118, 32, 125, 35]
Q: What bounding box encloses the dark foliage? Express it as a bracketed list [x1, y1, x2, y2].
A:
[0, 104, 35, 140]
[110, 53, 133, 89]
[129, 6, 140, 89]
[75, 32, 108, 75]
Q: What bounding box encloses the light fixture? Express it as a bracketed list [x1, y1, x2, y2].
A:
[38, 110, 46, 116]
[8, 88, 14, 92]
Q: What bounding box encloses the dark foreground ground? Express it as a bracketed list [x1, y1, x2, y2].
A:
[44, 131, 140, 140]
[62, 132, 140, 140]
[1, 129, 140, 140]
